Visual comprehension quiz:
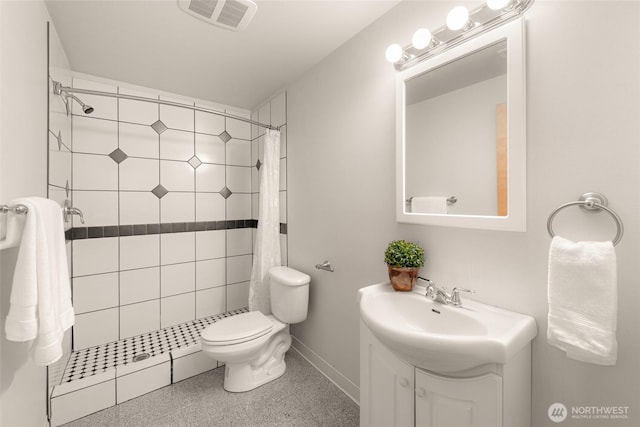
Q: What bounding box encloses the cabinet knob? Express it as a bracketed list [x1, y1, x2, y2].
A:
[416, 387, 426, 398]
[399, 377, 409, 388]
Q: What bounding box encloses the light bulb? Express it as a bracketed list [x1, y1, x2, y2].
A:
[487, 0, 512, 10]
[446, 6, 470, 31]
[385, 44, 404, 63]
[412, 28, 433, 50]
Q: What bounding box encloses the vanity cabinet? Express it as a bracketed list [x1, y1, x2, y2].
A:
[360, 321, 531, 427]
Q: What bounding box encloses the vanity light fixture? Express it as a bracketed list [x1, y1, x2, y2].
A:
[446, 6, 472, 31]
[385, 0, 533, 68]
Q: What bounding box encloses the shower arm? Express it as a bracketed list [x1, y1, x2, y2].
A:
[51, 80, 282, 131]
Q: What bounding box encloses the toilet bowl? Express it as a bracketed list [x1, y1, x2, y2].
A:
[200, 266, 310, 392]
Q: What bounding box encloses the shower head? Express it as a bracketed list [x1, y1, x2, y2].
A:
[67, 94, 94, 115]
[52, 81, 94, 115]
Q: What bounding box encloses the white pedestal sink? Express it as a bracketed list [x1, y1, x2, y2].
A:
[359, 282, 537, 373]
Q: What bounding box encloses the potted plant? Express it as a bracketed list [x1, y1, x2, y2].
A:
[384, 239, 425, 292]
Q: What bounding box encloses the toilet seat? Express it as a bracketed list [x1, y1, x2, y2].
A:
[201, 311, 273, 346]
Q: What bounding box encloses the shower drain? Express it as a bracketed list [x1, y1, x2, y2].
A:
[132, 353, 150, 363]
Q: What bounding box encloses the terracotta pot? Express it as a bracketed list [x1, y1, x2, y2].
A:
[387, 265, 419, 292]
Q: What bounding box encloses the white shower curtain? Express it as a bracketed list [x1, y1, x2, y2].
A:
[249, 129, 281, 314]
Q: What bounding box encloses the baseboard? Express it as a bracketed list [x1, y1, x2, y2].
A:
[291, 335, 360, 405]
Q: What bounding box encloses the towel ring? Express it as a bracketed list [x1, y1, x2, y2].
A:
[547, 192, 624, 246]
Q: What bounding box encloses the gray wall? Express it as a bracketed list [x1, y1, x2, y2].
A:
[0, 2, 51, 426]
[288, 1, 640, 426]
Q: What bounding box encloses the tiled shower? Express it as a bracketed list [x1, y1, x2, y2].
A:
[47, 70, 288, 424]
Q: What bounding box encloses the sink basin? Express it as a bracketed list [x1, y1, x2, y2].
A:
[359, 283, 537, 373]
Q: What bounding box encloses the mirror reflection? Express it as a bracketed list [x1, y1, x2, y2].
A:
[404, 40, 507, 216]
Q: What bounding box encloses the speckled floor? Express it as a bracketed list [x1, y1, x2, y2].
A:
[61, 349, 359, 427]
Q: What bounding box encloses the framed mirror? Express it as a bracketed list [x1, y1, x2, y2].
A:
[396, 18, 526, 231]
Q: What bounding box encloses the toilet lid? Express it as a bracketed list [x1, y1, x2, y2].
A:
[201, 311, 273, 345]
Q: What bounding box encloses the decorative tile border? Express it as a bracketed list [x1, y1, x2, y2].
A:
[65, 220, 288, 240]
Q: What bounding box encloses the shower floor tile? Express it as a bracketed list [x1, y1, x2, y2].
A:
[61, 307, 248, 384]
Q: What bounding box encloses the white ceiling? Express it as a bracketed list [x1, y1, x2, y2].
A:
[45, 0, 400, 110]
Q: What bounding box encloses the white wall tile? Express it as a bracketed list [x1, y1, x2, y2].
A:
[161, 192, 195, 223]
[195, 111, 224, 136]
[49, 149, 71, 189]
[251, 193, 259, 219]
[226, 139, 251, 166]
[195, 230, 225, 261]
[279, 190, 287, 223]
[195, 286, 226, 318]
[120, 235, 160, 270]
[50, 380, 115, 426]
[280, 235, 288, 266]
[72, 190, 118, 227]
[161, 293, 194, 328]
[160, 160, 194, 192]
[159, 102, 194, 132]
[161, 232, 195, 265]
[280, 126, 287, 158]
[120, 299, 160, 339]
[226, 194, 251, 220]
[258, 102, 271, 128]
[195, 258, 226, 290]
[72, 78, 118, 121]
[118, 122, 159, 159]
[227, 228, 253, 256]
[227, 166, 251, 193]
[195, 163, 225, 192]
[226, 117, 251, 140]
[118, 89, 159, 125]
[73, 153, 118, 191]
[73, 237, 119, 277]
[227, 281, 250, 311]
[160, 262, 195, 297]
[159, 129, 193, 161]
[120, 267, 160, 305]
[280, 158, 287, 191]
[195, 193, 225, 222]
[119, 192, 159, 224]
[227, 255, 252, 284]
[73, 116, 118, 155]
[172, 351, 218, 383]
[116, 361, 170, 404]
[119, 158, 159, 191]
[73, 272, 119, 314]
[74, 308, 119, 349]
[195, 133, 225, 164]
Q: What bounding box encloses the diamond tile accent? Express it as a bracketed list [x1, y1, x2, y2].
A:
[256, 159, 262, 171]
[219, 131, 232, 143]
[219, 186, 232, 199]
[151, 120, 168, 135]
[109, 148, 128, 164]
[151, 184, 169, 199]
[188, 155, 202, 169]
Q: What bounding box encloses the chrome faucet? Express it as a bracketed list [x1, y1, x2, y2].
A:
[418, 276, 475, 307]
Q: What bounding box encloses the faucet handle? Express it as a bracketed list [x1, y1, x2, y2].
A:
[450, 287, 476, 307]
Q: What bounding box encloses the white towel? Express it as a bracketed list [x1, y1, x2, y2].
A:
[547, 236, 617, 365]
[411, 196, 448, 214]
[4, 197, 74, 366]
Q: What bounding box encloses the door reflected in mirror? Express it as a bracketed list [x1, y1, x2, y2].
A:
[396, 19, 526, 231]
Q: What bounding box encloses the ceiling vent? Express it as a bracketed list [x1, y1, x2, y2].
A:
[177, 0, 257, 31]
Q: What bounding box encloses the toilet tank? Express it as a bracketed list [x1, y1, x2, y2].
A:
[269, 266, 310, 324]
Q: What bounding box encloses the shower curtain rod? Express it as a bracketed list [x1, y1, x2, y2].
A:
[52, 81, 281, 131]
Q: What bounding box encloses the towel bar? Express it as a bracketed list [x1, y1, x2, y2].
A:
[547, 192, 624, 246]
[0, 204, 28, 215]
[406, 196, 458, 205]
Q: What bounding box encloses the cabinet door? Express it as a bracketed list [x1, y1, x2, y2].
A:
[360, 322, 414, 427]
[415, 369, 502, 427]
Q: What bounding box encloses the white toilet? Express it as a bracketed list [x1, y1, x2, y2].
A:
[200, 266, 310, 392]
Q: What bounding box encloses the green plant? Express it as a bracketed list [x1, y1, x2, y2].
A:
[384, 240, 425, 268]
